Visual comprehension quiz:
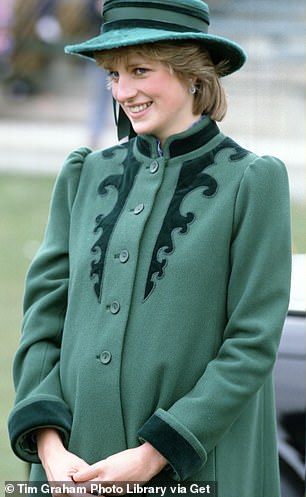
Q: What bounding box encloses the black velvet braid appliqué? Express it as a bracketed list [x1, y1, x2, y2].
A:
[90, 145, 141, 301]
[144, 138, 249, 300]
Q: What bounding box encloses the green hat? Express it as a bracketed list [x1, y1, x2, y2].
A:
[65, 0, 247, 140]
[65, 0, 246, 75]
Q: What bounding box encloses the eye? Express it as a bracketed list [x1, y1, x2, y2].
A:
[134, 67, 149, 76]
[107, 70, 120, 82]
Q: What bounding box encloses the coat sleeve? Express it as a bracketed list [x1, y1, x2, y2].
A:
[8, 147, 91, 463]
[138, 155, 292, 480]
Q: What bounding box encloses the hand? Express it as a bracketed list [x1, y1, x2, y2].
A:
[37, 428, 91, 496]
[73, 442, 168, 489]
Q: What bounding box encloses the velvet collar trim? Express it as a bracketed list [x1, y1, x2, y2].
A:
[135, 117, 220, 159]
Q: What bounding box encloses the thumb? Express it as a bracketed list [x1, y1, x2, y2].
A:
[73, 464, 99, 482]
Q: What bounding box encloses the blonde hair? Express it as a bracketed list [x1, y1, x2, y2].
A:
[95, 41, 229, 121]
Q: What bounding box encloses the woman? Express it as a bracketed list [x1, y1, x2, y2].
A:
[8, 1, 291, 496]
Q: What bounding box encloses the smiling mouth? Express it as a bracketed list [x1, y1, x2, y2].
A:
[128, 102, 153, 114]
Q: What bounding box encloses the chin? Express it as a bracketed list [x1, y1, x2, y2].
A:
[131, 120, 157, 136]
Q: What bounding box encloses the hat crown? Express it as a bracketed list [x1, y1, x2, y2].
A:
[102, 0, 211, 35]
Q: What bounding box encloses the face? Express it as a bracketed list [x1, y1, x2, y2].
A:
[108, 54, 200, 145]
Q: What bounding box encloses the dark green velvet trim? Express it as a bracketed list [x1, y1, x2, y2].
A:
[138, 414, 202, 480]
[144, 146, 218, 300]
[91, 146, 141, 301]
[169, 120, 219, 157]
[103, 19, 204, 34]
[136, 120, 220, 159]
[8, 399, 72, 462]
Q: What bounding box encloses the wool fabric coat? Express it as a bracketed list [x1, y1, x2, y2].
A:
[8, 117, 291, 496]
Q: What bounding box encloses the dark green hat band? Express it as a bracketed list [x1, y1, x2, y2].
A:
[103, 2, 209, 34]
[103, 1, 210, 23]
[103, 19, 206, 34]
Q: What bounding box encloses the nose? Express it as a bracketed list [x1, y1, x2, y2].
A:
[113, 75, 137, 103]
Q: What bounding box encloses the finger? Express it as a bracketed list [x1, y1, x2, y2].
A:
[73, 465, 99, 482]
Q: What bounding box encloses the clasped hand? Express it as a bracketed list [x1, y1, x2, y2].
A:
[37, 429, 168, 496]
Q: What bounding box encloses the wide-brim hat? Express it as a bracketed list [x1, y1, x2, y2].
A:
[65, 0, 247, 77]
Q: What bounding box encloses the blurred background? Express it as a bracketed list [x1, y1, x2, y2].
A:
[0, 0, 305, 489]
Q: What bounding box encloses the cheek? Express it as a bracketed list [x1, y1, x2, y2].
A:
[163, 75, 188, 99]
[164, 85, 189, 108]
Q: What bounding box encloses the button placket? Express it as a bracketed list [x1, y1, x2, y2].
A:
[97, 158, 165, 370]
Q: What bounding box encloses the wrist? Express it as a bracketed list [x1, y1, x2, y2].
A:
[139, 442, 168, 475]
[37, 428, 65, 463]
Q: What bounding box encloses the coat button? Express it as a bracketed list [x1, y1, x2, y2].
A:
[100, 351, 112, 364]
[119, 249, 129, 263]
[149, 161, 159, 174]
[110, 300, 120, 314]
[133, 203, 144, 215]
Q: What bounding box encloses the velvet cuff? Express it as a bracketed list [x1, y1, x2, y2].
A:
[8, 399, 72, 463]
[138, 409, 206, 480]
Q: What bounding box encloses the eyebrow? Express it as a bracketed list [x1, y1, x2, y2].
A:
[104, 57, 153, 72]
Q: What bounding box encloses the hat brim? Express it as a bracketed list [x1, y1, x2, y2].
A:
[65, 28, 246, 76]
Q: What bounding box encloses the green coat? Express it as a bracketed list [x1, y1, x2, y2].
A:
[8, 118, 291, 496]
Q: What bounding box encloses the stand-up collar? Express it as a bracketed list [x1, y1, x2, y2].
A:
[135, 117, 220, 159]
